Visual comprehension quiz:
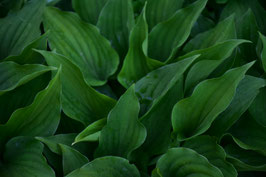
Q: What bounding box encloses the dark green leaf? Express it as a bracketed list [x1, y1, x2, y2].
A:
[0, 0, 45, 59]
[172, 62, 254, 141]
[43, 7, 119, 86]
[153, 147, 223, 177]
[66, 156, 140, 177]
[148, 0, 207, 62]
[38, 51, 116, 126]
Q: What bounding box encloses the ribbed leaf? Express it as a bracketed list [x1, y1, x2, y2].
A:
[96, 85, 146, 158]
[74, 118, 106, 144]
[118, 5, 163, 88]
[66, 156, 140, 177]
[208, 76, 266, 136]
[183, 14, 236, 53]
[146, 0, 184, 30]
[4, 33, 48, 64]
[183, 136, 237, 177]
[148, 0, 207, 62]
[132, 57, 197, 160]
[0, 61, 54, 95]
[0, 0, 45, 59]
[153, 148, 223, 177]
[172, 62, 254, 141]
[72, 0, 108, 25]
[43, 7, 119, 86]
[0, 68, 61, 142]
[0, 137, 55, 177]
[38, 51, 116, 126]
[97, 0, 134, 58]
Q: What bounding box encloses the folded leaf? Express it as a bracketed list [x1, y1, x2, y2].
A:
[97, 0, 135, 58]
[74, 118, 106, 144]
[0, 68, 61, 141]
[0, 137, 55, 177]
[222, 134, 266, 171]
[43, 7, 119, 86]
[66, 156, 140, 177]
[148, 0, 207, 62]
[0, 72, 51, 124]
[228, 113, 266, 154]
[38, 51, 116, 126]
[183, 135, 237, 177]
[72, 0, 107, 25]
[4, 33, 48, 64]
[96, 85, 146, 158]
[208, 76, 266, 136]
[153, 147, 223, 177]
[0, 61, 54, 95]
[118, 4, 163, 88]
[0, 0, 45, 59]
[183, 14, 236, 53]
[172, 62, 254, 141]
[146, 0, 184, 30]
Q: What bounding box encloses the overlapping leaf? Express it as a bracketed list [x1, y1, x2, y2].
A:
[0, 0, 45, 59]
[66, 156, 140, 177]
[43, 7, 119, 86]
[38, 51, 116, 126]
[96, 85, 146, 158]
[172, 62, 254, 141]
[148, 0, 207, 62]
[153, 148, 223, 177]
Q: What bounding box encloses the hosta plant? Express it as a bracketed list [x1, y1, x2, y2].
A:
[0, 0, 266, 176]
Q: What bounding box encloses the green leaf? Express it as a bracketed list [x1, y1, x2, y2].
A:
[0, 61, 54, 95]
[60, 144, 89, 175]
[0, 68, 61, 141]
[136, 55, 198, 114]
[74, 118, 106, 144]
[183, 14, 236, 53]
[259, 32, 266, 73]
[72, 0, 108, 25]
[153, 147, 223, 177]
[133, 57, 197, 159]
[4, 33, 48, 64]
[118, 4, 163, 88]
[148, 0, 207, 62]
[183, 136, 237, 177]
[249, 87, 266, 127]
[228, 113, 266, 154]
[96, 85, 146, 158]
[208, 76, 266, 137]
[43, 7, 119, 86]
[66, 156, 140, 177]
[222, 134, 266, 171]
[97, 0, 135, 58]
[38, 50, 116, 126]
[172, 62, 254, 141]
[36, 134, 89, 175]
[0, 136, 55, 177]
[0, 72, 51, 124]
[146, 0, 184, 30]
[0, 0, 45, 59]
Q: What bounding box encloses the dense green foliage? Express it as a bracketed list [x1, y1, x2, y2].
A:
[0, 0, 266, 176]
